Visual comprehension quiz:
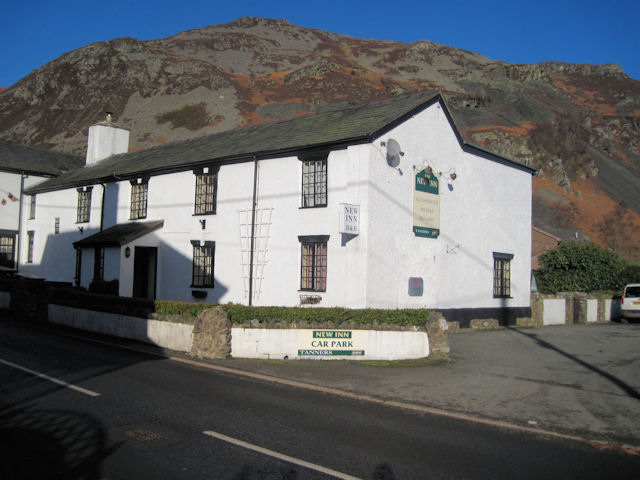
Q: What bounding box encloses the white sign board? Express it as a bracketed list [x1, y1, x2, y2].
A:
[339, 203, 360, 235]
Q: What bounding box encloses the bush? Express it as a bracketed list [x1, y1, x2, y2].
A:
[153, 301, 430, 328]
[620, 264, 640, 286]
[536, 242, 626, 293]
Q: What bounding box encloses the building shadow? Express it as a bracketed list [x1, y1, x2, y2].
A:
[507, 327, 640, 400]
[0, 406, 121, 480]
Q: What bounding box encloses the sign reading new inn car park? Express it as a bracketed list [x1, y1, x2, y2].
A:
[413, 167, 440, 238]
[298, 330, 365, 357]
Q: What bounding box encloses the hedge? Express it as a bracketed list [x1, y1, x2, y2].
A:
[155, 301, 430, 328]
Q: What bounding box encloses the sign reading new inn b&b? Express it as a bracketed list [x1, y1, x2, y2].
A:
[413, 167, 440, 238]
[298, 330, 365, 357]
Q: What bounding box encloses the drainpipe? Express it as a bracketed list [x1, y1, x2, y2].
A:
[16, 173, 25, 271]
[99, 183, 106, 231]
[248, 156, 258, 306]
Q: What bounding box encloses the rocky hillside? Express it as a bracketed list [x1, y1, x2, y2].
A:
[1, 17, 639, 260]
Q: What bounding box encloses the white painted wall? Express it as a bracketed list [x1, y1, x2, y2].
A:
[543, 298, 566, 325]
[48, 304, 193, 352]
[0, 172, 50, 268]
[20, 183, 102, 282]
[587, 298, 598, 323]
[19, 100, 532, 311]
[364, 102, 532, 310]
[230, 328, 429, 360]
[85, 123, 130, 166]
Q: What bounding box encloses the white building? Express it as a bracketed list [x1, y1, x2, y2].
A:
[21, 93, 535, 327]
[0, 141, 81, 271]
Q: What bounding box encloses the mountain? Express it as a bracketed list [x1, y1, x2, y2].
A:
[1, 17, 639, 261]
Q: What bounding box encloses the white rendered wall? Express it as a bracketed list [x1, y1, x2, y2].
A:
[230, 328, 429, 360]
[363, 101, 532, 310]
[0, 173, 50, 268]
[86, 124, 130, 166]
[543, 298, 566, 325]
[18, 101, 532, 311]
[20, 184, 103, 282]
[587, 298, 598, 323]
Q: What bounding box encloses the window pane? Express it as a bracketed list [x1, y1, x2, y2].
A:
[192, 244, 215, 287]
[300, 241, 327, 292]
[195, 173, 217, 215]
[301, 159, 327, 208]
[130, 183, 148, 219]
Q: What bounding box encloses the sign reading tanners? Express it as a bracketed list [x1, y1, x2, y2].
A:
[413, 167, 440, 238]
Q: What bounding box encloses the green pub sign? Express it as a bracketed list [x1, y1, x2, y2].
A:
[413, 167, 440, 238]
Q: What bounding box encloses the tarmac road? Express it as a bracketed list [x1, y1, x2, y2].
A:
[209, 323, 640, 449]
[1, 318, 639, 479]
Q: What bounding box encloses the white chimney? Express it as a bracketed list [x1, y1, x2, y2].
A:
[85, 111, 130, 166]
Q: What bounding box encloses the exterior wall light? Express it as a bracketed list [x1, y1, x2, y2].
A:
[125, 247, 131, 258]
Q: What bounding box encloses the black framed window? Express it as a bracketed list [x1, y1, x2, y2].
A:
[299, 235, 329, 291]
[93, 247, 104, 281]
[0, 233, 16, 268]
[77, 187, 92, 223]
[194, 168, 218, 215]
[54, 217, 60, 235]
[191, 240, 215, 288]
[130, 179, 148, 220]
[26, 231, 34, 264]
[28, 195, 36, 219]
[493, 252, 513, 298]
[300, 153, 327, 208]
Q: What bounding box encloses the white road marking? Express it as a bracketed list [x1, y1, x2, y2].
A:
[0, 358, 101, 397]
[203, 430, 361, 480]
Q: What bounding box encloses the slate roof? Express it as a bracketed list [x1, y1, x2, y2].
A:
[0, 141, 83, 176]
[73, 220, 164, 248]
[26, 92, 533, 194]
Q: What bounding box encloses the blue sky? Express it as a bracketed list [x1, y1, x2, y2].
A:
[1, 0, 638, 86]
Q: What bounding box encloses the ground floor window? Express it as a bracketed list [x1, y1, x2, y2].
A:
[493, 252, 513, 298]
[0, 232, 16, 268]
[75, 249, 82, 286]
[94, 247, 104, 281]
[299, 235, 329, 292]
[26, 231, 34, 264]
[191, 240, 215, 288]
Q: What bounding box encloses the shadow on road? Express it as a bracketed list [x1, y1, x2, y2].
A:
[0, 407, 122, 479]
[507, 327, 640, 400]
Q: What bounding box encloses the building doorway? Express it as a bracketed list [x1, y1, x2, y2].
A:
[133, 246, 157, 299]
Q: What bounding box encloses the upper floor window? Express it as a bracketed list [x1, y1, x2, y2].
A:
[130, 179, 149, 220]
[28, 195, 36, 219]
[194, 167, 218, 215]
[493, 252, 513, 298]
[299, 235, 329, 292]
[191, 240, 215, 288]
[54, 217, 60, 235]
[77, 187, 92, 223]
[300, 153, 328, 208]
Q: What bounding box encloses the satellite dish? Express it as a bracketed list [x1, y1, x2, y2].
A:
[386, 138, 403, 168]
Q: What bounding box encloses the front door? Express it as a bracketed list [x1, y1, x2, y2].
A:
[132, 247, 157, 299]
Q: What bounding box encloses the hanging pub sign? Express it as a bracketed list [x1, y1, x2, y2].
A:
[413, 167, 440, 238]
[339, 203, 360, 235]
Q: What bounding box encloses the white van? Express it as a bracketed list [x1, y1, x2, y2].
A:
[620, 284, 640, 321]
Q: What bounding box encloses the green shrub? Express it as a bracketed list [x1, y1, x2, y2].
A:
[620, 264, 640, 287]
[154, 301, 430, 327]
[536, 242, 626, 293]
[154, 300, 215, 317]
